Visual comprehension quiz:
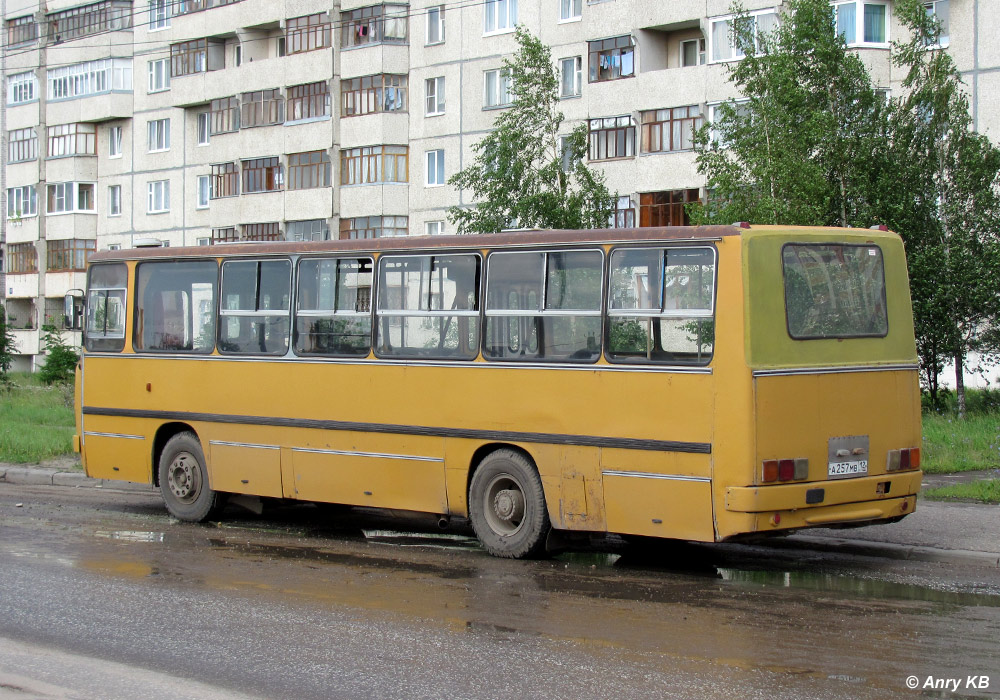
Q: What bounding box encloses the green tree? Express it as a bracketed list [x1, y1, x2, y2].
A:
[890, 0, 1000, 415]
[449, 26, 616, 232]
[692, 0, 890, 228]
[0, 307, 18, 388]
[38, 324, 79, 385]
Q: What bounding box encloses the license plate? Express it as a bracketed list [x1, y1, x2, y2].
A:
[828, 460, 868, 478]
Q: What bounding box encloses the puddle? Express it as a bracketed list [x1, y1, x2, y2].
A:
[718, 568, 1000, 607]
[362, 529, 480, 550]
[94, 530, 165, 543]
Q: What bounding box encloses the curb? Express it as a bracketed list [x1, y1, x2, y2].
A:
[0, 467, 156, 493]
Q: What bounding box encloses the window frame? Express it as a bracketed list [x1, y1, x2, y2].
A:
[340, 75, 407, 117]
[218, 258, 292, 356]
[7, 185, 38, 219]
[484, 0, 517, 36]
[426, 149, 445, 187]
[147, 179, 170, 213]
[605, 245, 717, 366]
[483, 68, 512, 109]
[709, 8, 779, 63]
[196, 175, 211, 208]
[147, 118, 170, 152]
[287, 81, 332, 122]
[148, 0, 170, 30]
[588, 36, 635, 83]
[108, 184, 122, 216]
[133, 259, 219, 354]
[831, 0, 890, 47]
[47, 239, 97, 272]
[559, 0, 582, 22]
[46, 182, 96, 215]
[340, 146, 409, 186]
[294, 256, 374, 357]
[287, 150, 332, 190]
[640, 106, 703, 154]
[426, 5, 445, 45]
[285, 13, 332, 55]
[9, 127, 38, 163]
[241, 157, 284, 194]
[108, 125, 123, 158]
[5, 242, 38, 274]
[7, 71, 38, 106]
[679, 38, 706, 66]
[559, 56, 582, 98]
[147, 57, 170, 93]
[588, 115, 636, 161]
[425, 76, 445, 116]
[197, 112, 211, 145]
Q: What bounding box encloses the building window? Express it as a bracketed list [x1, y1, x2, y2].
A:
[559, 57, 582, 98]
[287, 81, 331, 121]
[147, 118, 170, 152]
[149, 0, 170, 29]
[213, 227, 239, 243]
[286, 13, 331, 54]
[341, 146, 408, 185]
[242, 157, 283, 193]
[833, 1, 888, 45]
[6, 15, 38, 47]
[425, 220, 444, 236]
[640, 106, 703, 153]
[196, 175, 211, 208]
[341, 75, 407, 117]
[195, 113, 210, 146]
[711, 9, 779, 61]
[426, 5, 445, 44]
[147, 180, 170, 213]
[426, 150, 445, 187]
[340, 216, 408, 239]
[6, 243, 38, 274]
[211, 162, 239, 198]
[108, 126, 122, 157]
[241, 89, 285, 127]
[559, 0, 581, 21]
[610, 196, 634, 228]
[680, 38, 706, 66]
[148, 58, 170, 92]
[47, 240, 96, 271]
[588, 36, 634, 82]
[484, 0, 517, 34]
[109, 185, 122, 216]
[9, 128, 38, 163]
[341, 5, 408, 48]
[47, 58, 132, 101]
[425, 77, 445, 115]
[7, 186, 37, 219]
[170, 39, 221, 77]
[588, 116, 636, 161]
[46, 1, 132, 44]
[197, 237, 211, 246]
[924, 0, 949, 46]
[242, 222, 283, 241]
[7, 71, 38, 105]
[47, 183, 96, 214]
[286, 219, 330, 241]
[47, 123, 97, 158]
[639, 189, 700, 227]
[210, 96, 240, 135]
[288, 151, 331, 190]
[484, 68, 512, 108]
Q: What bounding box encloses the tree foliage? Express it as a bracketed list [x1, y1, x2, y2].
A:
[448, 26, 616, 232]
[0, 307, 17, 388]
[694, 0, 1000, 410]
[38, 324, 79, 385]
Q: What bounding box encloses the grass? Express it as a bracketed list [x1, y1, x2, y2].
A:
[0, 373, 75, 463]
[921, 411, 1000, 473]
[922, 480, 1000, 504]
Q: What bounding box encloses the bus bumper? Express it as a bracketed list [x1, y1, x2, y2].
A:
[724, 471, 922, 530]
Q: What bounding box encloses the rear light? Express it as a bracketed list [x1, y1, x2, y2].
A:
[762, 458, 808, 483]
[886, 447, 921, 471]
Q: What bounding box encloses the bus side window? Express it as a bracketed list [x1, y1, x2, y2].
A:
[484, 249, 602, 363]
[85, 263, 128, 353]
[218, 259, 291, 355]
[134, 260, 218, 354]
[294, 257, 373, 357]
[607, 246, 715, 365]
[375, 254, 480, 360]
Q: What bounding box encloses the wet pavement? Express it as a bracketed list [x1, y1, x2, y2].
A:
[0, 483, 998, 700]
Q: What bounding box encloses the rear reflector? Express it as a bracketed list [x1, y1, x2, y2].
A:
[900, 449, 910, 470]
[909, 447, 921, 469]
[762, 458, 808, 483]
[763, 460, 778, 482]
[794, 458, 809, 480]
[778, 459, 795, 481]
[886, 447, 920, 471]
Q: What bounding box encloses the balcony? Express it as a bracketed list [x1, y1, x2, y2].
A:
[11, 328, 40, 356]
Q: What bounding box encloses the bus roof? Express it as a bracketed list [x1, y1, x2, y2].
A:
[88, 224, 899, 262]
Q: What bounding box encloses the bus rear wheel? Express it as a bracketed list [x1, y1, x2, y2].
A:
[158, 432, 221, 522]
[469, 449, 550, 559]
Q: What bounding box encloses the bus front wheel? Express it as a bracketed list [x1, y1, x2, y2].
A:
[158, 432, 221, 522]
[469, 449, 550, 559]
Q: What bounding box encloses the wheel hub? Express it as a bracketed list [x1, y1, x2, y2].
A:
[167, 453, 198, 501]
[493, 488, 525, 523]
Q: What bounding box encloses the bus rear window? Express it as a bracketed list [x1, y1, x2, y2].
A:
[782, 244, 888, 339]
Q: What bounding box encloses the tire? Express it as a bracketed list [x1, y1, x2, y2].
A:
[469, 449, 550, 559]
[158, 432, 222, 522]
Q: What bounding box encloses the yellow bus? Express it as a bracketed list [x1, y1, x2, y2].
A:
[74, 224, 922, 558]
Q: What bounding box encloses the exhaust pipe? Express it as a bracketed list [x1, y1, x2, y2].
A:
[437, 516, 450, 530]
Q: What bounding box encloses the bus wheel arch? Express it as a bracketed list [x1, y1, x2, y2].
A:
[151, 422, 198, 487]
[468, 446, 551, 559]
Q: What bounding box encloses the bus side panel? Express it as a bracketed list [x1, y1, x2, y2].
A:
[82, 426, 152, 484]
[209, 442, 283, 498]
[603, 476, 714, 541]
[290, 432, 448, 513]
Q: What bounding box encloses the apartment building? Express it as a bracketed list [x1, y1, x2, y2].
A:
[0, 0, 994, 370]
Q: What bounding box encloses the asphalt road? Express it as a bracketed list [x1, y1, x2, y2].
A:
[1, 483, 998, 700]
